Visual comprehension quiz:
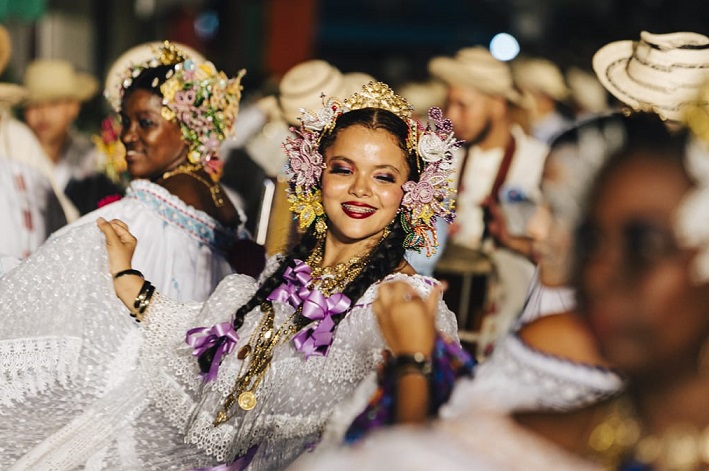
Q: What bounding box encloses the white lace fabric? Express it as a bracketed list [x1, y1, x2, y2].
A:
[0, 180, 248, 470]
[139, 271, 458, 469]
[0, 242, 458, 471]
[441, 334, 624, 419]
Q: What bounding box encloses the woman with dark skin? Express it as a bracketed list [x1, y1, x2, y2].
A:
[0, 42, 257, 469]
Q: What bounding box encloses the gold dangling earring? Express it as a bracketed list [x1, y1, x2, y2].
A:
[380, 220, 393, 243]
[315, 217, 327, 238]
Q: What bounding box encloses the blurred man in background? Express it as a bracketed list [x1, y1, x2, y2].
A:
[23, 59, 123, 215]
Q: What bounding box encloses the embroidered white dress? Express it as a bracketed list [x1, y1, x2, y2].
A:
[443, 269, 623, 418]
[290, 406, 600, 471]
[53, 178, 246, 302]
[0, 178, 251, 469]
[0, 246, 457, 470]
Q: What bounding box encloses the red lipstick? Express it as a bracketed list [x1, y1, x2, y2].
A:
[341, 201, 377, 219]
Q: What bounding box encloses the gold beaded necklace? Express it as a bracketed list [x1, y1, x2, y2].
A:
[213, 242, 368, 426]
[161, 161, 226, 207]
[588, 395, 709, 470]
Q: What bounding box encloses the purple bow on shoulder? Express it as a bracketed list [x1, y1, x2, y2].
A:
[267, 260, 312, 308]
[186, 322, 239, 382]
[293, 290, 351, 359]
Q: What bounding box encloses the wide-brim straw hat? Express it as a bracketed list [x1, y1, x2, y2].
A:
[513, 57, 569, 101]
[278, 60, 348, 126]
[104, 41, 205, 112]
[0, 24, 27, 107]
[593, 31, 709, 121]
[428, 46, 523, 105]
[24, 59, 98, 104]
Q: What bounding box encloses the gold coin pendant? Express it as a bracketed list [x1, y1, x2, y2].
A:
[238, 391, 257, 411]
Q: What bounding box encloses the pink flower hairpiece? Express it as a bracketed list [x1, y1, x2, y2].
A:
[112, 42, 244, 181]
[283, 81, 460, 255]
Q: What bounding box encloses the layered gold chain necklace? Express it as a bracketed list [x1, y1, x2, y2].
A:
[161, 161, 226, 207]
[213, 242, 368, 426]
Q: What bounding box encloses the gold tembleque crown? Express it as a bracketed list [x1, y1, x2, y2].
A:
[344, 81, 414, 121]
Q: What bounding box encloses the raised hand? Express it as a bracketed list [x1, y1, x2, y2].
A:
[97, 217, 144, 308]
[97, 217, 138, 276]
[373, 281, 441, 356]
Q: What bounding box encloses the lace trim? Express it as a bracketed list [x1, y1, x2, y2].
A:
[126, 179, 247, 249]
[0, 336, 83, 406]
[139, 272, 459, 466]
[443, 334, 624, 416]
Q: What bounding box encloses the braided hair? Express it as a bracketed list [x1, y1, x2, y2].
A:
[197, 107, 420, 372]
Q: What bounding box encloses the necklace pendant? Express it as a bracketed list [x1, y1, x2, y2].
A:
[238, 391, 257, 411]
[214, 409, 229, 426]
[237, 345, 251, 359]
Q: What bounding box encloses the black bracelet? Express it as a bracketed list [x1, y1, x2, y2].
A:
[388, 352, 432, 378]
[130, 279, 155, 322]
[113, 268, 144, 280]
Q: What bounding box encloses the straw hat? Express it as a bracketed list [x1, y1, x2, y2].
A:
[566, 66, 610, 114]
[512, 57, 569, 101]
[342, 71, 376, 96]
[104, 41, 205, 112]
[593, 31, 709, 121]
[0, 24, 27, 106]
[428, 46, 523, 104]
[24, 59, 98, 104]
[278, 60, 348, 125]
[397, 80, 447, 115]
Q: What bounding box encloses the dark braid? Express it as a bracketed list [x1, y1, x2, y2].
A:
[198, 108, 420, 372]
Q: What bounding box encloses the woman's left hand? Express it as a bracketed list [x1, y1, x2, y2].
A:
[97, 217, 137, 276]
[373, 281, 441, 356]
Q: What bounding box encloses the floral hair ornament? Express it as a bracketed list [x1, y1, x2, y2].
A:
[105, 41, 245, 180]
[675, 80, 709, 282]
[283, 81, 460, 256]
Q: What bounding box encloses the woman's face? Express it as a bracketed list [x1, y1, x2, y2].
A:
[577, 154, 709, 378]
[120, 88, 187, 179]
[527, 151, 575, 287]
[321, 125, 408, 246]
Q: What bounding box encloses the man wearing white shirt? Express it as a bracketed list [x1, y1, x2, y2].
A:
[429, 46, 548, 347]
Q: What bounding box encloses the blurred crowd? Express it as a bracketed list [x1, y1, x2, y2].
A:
[1, 20, 709, 471]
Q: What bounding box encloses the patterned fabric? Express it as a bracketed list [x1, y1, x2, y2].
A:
[139, 272, 458, 469]
[0, 259, 458, 469]
[53, 178, 246, 302]
[343, 335, 475, 443]
[291, 405, 600, 471]
[441, 333, 624, 417]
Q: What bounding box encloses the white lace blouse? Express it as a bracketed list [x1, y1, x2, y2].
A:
[0, 253, 458, 470]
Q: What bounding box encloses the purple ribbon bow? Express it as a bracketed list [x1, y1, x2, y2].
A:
[185, 322, 239, 382]
[267, 260, 312, 308]
[293, 290, 351, 358]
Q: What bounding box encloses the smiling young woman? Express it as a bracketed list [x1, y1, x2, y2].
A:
[0, 81, 462, 469]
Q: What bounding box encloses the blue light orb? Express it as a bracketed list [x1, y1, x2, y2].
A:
[489, 33, 520, 62]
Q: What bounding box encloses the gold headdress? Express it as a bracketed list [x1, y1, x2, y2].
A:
[283, 80, 460, 256]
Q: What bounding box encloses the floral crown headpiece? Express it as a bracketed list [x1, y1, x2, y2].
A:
[283, 81, 460, 256]
[109, 41, 245, 178]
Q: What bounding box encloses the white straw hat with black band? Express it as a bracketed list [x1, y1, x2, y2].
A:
[593, 31, 709, 121]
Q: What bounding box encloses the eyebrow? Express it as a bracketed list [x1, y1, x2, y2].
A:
[328, 156, 402, 174]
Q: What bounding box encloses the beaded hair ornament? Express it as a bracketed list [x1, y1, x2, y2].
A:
[107, 41, 245, 178]
[283, 81, 460, 256]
